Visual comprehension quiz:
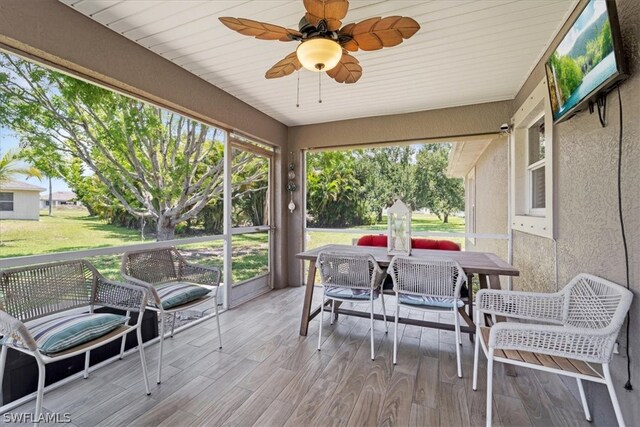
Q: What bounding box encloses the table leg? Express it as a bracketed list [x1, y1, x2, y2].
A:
[478, 274, 490, 325]
[467, 274, 474, 342]
[299, 261, 317, 336]
[333, 301, 342, 322]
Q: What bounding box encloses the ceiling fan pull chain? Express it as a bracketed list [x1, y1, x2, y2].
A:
[318, 72, 322, 104]
[296, 70, 300, 108]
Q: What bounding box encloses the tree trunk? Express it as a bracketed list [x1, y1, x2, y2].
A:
[48, 177, 52, 216]
[156, 216, 176, 241]
[443, 213, 449, 223]
[377, 209, 383, 223]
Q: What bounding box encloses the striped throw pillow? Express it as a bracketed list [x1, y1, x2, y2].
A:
[156, 281, 211, 309]
[2, 313, 127, 355]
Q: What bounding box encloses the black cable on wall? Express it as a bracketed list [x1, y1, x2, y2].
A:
[614, 85, 632, 391]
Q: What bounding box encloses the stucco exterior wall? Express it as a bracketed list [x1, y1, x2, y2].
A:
[511, 0, 640, 425]
[464, 136, 509, 270]
[0, 190, 41, 220]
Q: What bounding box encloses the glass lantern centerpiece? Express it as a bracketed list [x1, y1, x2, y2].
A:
[387, 199, 412, 255]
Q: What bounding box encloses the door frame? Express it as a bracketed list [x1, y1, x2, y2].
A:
[224, 137, 275, 308]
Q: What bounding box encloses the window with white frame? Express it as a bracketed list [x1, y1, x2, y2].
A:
[0, 192, 14, 211]
[510, 78, 554, 239]
[527, 116, 546, 215]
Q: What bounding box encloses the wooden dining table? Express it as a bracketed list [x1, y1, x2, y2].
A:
[297, 244, 519, 337]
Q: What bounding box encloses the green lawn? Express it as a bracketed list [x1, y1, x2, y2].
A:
[0, 209, 267, 284]
[0, 209, 141, 258]
[1, 210, 464, 284]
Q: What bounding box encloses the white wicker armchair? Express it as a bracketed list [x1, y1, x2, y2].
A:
[472, 274, 633, 427]
[316, 251, 387, 360]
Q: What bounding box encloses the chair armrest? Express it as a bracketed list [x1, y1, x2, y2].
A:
[121, 274, 162, 306]
[476, 289, 565, 323]
[180, 262, 221, 287]
[373, 267, 386, 289]
[488, 322, 618, 364]
[94, 276, 148, 312]
[0, 311, 37, 352]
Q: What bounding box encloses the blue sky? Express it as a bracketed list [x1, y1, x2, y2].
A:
[556, 0, 607, 56]
[0, 126, 71, 193]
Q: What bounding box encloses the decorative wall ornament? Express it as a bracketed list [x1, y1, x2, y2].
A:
[387, 199, 412, 255]
[287, 152, 296, 213]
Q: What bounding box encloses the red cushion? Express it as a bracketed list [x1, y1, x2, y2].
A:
[434, 240, 461, 251]
[358, 235, 460, 251]
[356, 235, 388, 247]
[411, 238, 461, 251]
[410, 238, 439, 250]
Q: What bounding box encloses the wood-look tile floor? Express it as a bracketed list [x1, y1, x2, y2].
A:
[12, 287, 592, 427]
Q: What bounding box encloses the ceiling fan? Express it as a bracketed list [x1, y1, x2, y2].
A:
[219, 0, 421, 84]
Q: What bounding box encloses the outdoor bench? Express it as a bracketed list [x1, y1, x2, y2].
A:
[0, 260, 151, 423]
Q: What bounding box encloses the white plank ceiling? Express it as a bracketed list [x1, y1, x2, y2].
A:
[59, 0, 577, 126]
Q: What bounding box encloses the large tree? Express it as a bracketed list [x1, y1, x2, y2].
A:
[414, 144, 464, 223]
[0, 53, 258, 240]
[306, 150, 371, 227]
[355, 146, 416, 221]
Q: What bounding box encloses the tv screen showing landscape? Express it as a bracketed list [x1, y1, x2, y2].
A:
[546, 0, 623, 122]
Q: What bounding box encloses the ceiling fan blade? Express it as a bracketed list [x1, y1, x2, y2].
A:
[304, 0, 349, 31]
[326, 52, 362, 84]
[219, 17, 302, 41]
[265, 52, 302, 79]
[339, 16, 420, 51]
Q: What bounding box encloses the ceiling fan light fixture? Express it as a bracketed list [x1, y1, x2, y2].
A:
[296, 38, 342, 72]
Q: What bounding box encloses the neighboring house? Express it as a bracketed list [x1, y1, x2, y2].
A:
[40, 191, 79, 208]
[0, 179, 46, 220]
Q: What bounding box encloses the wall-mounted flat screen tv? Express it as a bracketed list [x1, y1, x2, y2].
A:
[545, 0, 627, 123]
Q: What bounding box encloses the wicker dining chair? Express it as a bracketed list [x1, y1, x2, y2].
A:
[121, 247, 221, 384]
[473, 274, 633, 427]
[388, 256, 467, 377]
[316, 251, 387, 360]
[0, 260, 151, 424]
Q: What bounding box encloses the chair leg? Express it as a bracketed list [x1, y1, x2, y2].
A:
[318, 297, 324, 351]
[576, 378, 592, 421]
[170, 313, 177, 338]
[83, 350, 90, 379]
[370, 296, 375, 360]
[603, 363, 626, 427]
[120, 310, 131, 360]
[157, 311, 165, 384]
[381, 292, 388, 333]
[0, 345, 7, 389]
[330, 300, 335, 326]
[137, 326, 151, 396]
[473, 323, 480, 391]
[486, 349, 494, 427]
[34, 358, 46, 425]
[119, 335, 127, 360]
[393, 299, 399, 365]
[214, 295, 222, 349]
[454, 308, 462, 378]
